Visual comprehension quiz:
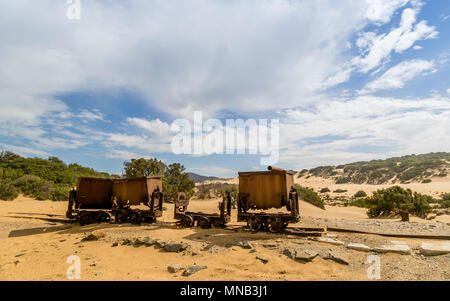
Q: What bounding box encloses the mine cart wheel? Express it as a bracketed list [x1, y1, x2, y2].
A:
[198, 216, 211, 229]
[268, 217, 284, 233]
[78, 211, 93, 226]
[129, 211, 143, 224]
[247, 215, 263, 232]
[114, 211, 128, 224]
[96, 211, 110, 223]
[180, 215, 194, 228]
[144, 216, 156, 224]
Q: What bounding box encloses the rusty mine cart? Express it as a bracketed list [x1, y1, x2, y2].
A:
[174, 192, 232, 229]
[238, 166, 300, 233]
[66, 176, 164, 225]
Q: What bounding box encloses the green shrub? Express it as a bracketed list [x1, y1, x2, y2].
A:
[50, 186, 70, 201]
[365, 186, 432, 218]
[320, 187, 330, 193]
[354, 190, 367, 198]
[0, 182, 18, 201]
[440, 193, 450, 208]
[333, 189, 347, 193]
[294, 184, 325, 209]
[349, 198, 367, 208]
[422, 179, 432, 183]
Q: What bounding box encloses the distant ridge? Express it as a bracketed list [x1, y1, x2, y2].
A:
[298, 152, 450, 184]
[188, 172, 220, 183]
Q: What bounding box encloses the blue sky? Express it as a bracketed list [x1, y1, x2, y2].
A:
[0, 0, 449, 177]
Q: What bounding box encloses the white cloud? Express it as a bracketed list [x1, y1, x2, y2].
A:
[126, 118, 172, 138]
[413, 45, 423, 50]
[363, 59, 435, 93]
[353, 7, 438, 73]
[279, 95, 450, 169]
[1, 0, 407, 118]
[365, 0, 409, 24]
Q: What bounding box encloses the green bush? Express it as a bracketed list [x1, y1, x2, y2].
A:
[294, 184, 325, 209]
[50, 186, 70, 201]
[0, 151, 118, 201]
[354, 190, 367, 198]
[319, 187, 330, 193]
[440, 193, 450, 208]
[333, 189, 347, 193]
[0, 182, 18, 201]
[365, 186, 432, 218]
[349, 198, 367, 208]
[422, 179, 432, 183]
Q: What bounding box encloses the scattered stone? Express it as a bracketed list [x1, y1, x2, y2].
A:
[295, 250, 318, 262]
[326, 233, 337, 238]
[373, 244, 411, 255]
[420, 242, 450, 256]
[111, 242, 118, 247]
[81, 231, 106, 242]
[262, 243, 277, 248]
[183, 265, 208, 276]
[323, 252, 349, 265]
[238, 240, 253, 249]
[90, 263, 97, 267]
[282, 248, 296, 259]
[121, 238, 133, 246]
[167, 264, 185, 273]
[256, 255, 269, 264]
[347, 243, 371, 252]
[317, 237, 345, 246]
[163, 242, 186, 253]
[133, 237, 156, 247]
[249, 249, 256, 254]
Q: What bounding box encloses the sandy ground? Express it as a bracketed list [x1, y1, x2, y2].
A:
[295, 175, 450, 199]
[202, 174, 450, 198]
[0, 194, 449, 281]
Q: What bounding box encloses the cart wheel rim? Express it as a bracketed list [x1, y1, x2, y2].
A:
[129, 211, 142, 224]
[180, 215, 194, 228]
[115, 211, 127, 224]
[198, 217, 211, 229]
[79, 212, 92, 226]
[268, 217, 283, 233]
[248, 216, 262, 232]
[97, 212, 110, 223]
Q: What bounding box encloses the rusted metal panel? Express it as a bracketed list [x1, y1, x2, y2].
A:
[112, 176, 162, 205]
[76, 177, 113, 208]
[238, 168, 295, 210]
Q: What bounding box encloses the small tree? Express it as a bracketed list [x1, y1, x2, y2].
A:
[354, 190, 367, 198]
[122, 158, 195, 203]
[365, 186, 432, 218]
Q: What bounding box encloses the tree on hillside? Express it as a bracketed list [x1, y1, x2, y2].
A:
[123, 158, 167, 177]
[122, 158, 195, 203]
[0, 151, 20, 163]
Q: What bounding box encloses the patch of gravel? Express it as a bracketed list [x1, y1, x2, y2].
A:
[303, 216, 450, 236]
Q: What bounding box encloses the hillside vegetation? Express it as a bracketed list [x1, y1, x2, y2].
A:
[298, 152, 450, 184]
[0, 151, 118, 201]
